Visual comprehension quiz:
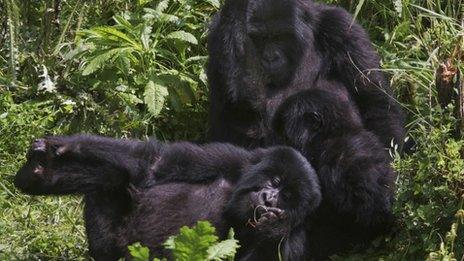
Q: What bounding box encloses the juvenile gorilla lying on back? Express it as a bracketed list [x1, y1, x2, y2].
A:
[273, 87, 397, 259]
[14, 136, 321, 260]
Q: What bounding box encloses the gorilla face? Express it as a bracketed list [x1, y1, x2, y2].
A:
[244, 174, 291, 229]
[225, 147, 321, 240]
[244, 0, 307, 88]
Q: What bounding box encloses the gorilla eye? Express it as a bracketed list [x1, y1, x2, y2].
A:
[304, 112, 322, 130]
[271, 177, 281, 186]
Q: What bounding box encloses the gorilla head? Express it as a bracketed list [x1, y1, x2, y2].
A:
[212, 0, 318, 100]
[273, 87, 364, 152]
[224, 147, 321, 244]
[244, 0, 310, 88]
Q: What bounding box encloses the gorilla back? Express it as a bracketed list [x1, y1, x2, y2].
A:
[207, 0, 404, 148]
[14, 135, 321, 260]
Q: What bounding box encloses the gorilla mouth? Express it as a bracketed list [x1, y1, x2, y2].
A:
[247, 205, 286, 228]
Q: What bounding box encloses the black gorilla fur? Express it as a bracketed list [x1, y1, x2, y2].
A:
[14, 135, 321, 260]
[207, 0, 405, 149]
[273, 87, 396, 258]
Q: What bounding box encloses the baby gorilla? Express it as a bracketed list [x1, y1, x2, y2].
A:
[273, 87, 397, 259]
[14, 135, 321, 261]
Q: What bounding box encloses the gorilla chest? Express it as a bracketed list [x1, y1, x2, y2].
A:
[126, 179, 233, 248]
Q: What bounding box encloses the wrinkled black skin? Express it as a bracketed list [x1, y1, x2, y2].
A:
[14, 135, 321, 261]
[273, 88, 397, 259]
[208, 0, 404, 149]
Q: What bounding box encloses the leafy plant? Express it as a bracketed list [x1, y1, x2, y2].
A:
[70, 0, 215, 117]
[126, 221, 239, 261]
[128, 243, 154, 261]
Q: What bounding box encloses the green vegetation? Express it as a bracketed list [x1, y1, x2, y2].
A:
[0, 0, 463, 259]
[127, 222, 239, 261]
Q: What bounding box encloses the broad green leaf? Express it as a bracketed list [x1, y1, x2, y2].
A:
[128, 242, 150, 261]
[91, 26, 142, 50]
[144, 80, 169, 117]
[165, 221, 219, 260]
[166, 31, 198, 45]
[206, 239, 240, 260]
[82, 48, 128, 76]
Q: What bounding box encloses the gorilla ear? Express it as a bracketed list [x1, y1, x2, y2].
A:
[303, 112, 322, 130]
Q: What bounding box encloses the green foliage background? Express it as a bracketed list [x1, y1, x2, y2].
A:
[0, 0, 463, 259]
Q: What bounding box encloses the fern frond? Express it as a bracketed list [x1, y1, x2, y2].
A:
[84, 26, 142, 50]
[166, 31, 198, 45]
[82, 47, 131, 75]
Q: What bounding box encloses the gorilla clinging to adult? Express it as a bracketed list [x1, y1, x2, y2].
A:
[14, 135, 321, 260]
[207, 0, 405, 148]
[273, 86, 396, 258]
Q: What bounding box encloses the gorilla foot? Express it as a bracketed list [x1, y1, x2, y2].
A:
[32, 139, 47, 153]
[28, 137, 76, 162]
[15, 137, 84, 195]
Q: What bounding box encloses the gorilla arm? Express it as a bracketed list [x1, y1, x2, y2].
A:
[314, 5, 405, 147]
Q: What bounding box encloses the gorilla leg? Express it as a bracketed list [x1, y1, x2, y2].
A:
[14, 135, 161, 259]
[14, 135, 160, 195]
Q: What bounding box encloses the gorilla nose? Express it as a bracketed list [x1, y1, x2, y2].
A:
[262, 51, 281, 66]
[260, 190, 278, 207]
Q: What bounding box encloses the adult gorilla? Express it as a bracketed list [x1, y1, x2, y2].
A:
[207, 0, 405, 148]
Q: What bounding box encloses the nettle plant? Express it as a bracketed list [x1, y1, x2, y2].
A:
[68, 0, 219, 117]
[126, 221, 239, 261]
